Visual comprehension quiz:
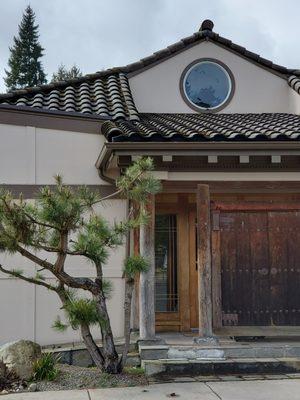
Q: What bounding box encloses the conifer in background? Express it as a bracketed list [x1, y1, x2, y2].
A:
[51, 64, 82, 83]
[5, 5, 47, 91]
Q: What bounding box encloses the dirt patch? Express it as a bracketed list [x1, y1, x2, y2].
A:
[36, 364, 148, 392]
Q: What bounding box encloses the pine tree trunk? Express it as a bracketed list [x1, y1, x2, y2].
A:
[121, 278, 134, 369]
[80, 323, 104, 370]
[95, 292, 121, 374]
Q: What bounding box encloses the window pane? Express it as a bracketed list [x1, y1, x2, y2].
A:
[184, 61, 231, 109]
[155, 214, 178, 312]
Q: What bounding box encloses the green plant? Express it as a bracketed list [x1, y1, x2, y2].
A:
[0, 157, 160, 374]
[98, 372, 118, 388]
[123, 366, 145, 376]
[32, 353, 60, 381]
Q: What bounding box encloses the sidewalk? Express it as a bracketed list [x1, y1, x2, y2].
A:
[5, 379, 300, 400]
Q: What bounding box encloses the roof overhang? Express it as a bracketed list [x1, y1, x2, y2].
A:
[0, 104, 107, 134]
[96, 141, 300, 183]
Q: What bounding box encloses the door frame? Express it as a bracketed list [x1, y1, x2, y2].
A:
[155, 195, 191, 332]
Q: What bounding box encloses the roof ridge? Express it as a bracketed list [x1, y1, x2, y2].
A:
[2, 19, 299, 101]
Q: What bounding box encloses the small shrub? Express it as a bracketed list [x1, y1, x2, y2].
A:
[99, 372, 118, 388]
[123, 366, 145, 376]
[32, 353, 60, 381]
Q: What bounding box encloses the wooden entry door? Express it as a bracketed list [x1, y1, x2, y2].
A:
[218, 206, 300, 326]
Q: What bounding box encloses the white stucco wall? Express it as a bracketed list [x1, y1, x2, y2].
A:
[0, 123, 127, 346]
[129, 41, 298, 114]
[0, 123, 108, 185]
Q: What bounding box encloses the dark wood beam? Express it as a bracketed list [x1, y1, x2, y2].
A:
[162, 181, 300, 193]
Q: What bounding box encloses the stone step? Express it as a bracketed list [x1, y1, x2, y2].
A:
[139, 345, 169, 360]
[165, 344, 300, 360]
[143, 357, 300, 377]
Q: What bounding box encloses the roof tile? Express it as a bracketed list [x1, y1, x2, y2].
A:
[103, 113, 300, 142]
[0, 73, 139, 120]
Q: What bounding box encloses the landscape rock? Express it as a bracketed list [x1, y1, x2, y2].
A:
[0, 340, 41, 380]
[28, 382, 37, 392]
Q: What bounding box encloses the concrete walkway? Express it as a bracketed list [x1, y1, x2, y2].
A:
[4, 379, 300, 400]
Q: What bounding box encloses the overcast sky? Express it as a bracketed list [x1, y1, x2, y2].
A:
[0, 0, 299, 93]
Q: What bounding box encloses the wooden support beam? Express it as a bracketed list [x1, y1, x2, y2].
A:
[139, 195, 156, 340]
[196, 184, 213, 337]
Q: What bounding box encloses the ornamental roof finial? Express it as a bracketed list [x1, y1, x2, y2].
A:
[200, 19, 214, 31]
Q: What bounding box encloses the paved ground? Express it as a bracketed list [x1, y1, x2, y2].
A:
[4, 378, 300, 400]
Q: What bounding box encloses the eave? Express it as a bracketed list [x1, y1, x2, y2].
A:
[96, 141, 300, 183]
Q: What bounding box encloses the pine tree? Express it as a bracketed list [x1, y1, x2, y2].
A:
[51, 64, 82, 83]
[0, 158, 160, 374]
[5, 5, 47, 91]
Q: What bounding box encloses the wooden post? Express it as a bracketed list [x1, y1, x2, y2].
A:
[131, 225, 140, 330]
[139, 195, 156, 340]
[197, 184, 213, 337]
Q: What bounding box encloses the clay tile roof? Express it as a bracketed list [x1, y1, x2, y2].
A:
[0, 72, 139, 121]
[102, 113, 300, 142]
[288, 75, 300, 95]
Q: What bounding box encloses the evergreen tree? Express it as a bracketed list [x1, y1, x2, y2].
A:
[51, 64, 82, 83]
[0, 158, 160, 374]
[5, 5, 47, 91]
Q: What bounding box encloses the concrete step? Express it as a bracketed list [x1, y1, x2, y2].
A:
[143, 357, 300, 377]
[139, 345, 169, 360]
[165, 344, 300, 360]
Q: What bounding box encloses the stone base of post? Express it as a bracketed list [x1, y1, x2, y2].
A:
[193, 336, 219, 346]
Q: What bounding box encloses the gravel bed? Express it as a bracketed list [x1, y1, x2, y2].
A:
[36, 364, 148, 392]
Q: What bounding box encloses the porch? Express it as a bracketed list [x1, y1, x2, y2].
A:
[139, 331, 300, 376]
[134, 185, 300, 340]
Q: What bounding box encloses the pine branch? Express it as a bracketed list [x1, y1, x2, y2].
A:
[0, 264, 56, 291]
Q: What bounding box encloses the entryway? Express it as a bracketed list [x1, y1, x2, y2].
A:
[154, 193, 300, 332]
[213, 202, 300, 327]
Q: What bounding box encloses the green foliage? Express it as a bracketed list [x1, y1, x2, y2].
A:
[52, 316, 68, 332]
[123, 255, 149, 280]
[32, 353, 60, 381]
[38, 183, 83, 231]
[5, 5, 46, 91]
[64, 297, 102, 329]
[0, 158, 160, 371]
[73, 215, 122, 264]
[123, 366, 145, 376]
[53, 290, 112, 331]
[102, 279, 113, 299]
[116, 157, 161, 204]
[51, 64, 82, 83]
[98, 372, 118, 388]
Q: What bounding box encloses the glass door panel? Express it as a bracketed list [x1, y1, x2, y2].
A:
[155, 214, 178, 312]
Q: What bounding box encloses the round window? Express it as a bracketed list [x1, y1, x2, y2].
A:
[181, 59, 234, 112]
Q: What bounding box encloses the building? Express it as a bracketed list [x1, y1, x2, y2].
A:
[0, 20, 300, 346]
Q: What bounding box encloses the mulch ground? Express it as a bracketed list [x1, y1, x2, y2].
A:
[36, 364, 148, 392]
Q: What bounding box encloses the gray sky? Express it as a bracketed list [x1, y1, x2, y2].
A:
[0, 0, 299, 93]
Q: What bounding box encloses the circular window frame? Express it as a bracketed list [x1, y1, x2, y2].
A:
[179, 58, 235, 113]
